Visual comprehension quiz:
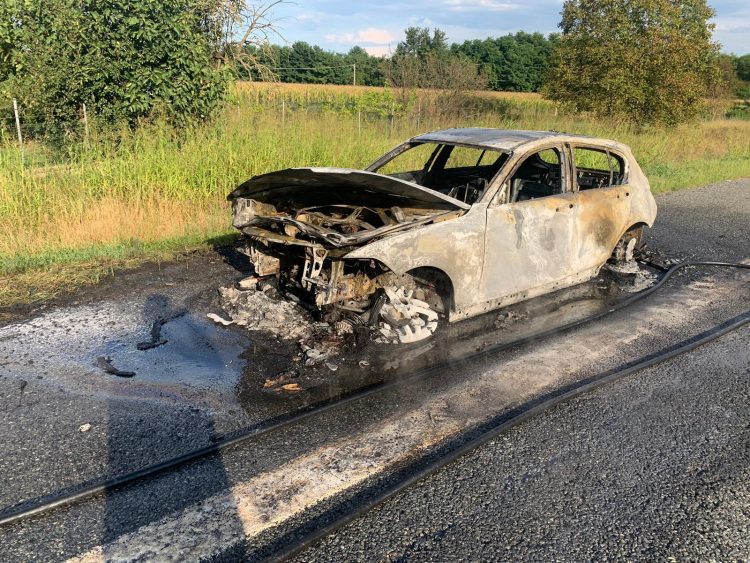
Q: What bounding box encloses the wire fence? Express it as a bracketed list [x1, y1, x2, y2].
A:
[0, 94, 426, 171]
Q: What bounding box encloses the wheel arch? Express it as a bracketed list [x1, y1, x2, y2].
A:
[404, 266, 455, 314]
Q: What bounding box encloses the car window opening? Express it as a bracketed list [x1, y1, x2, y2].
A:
[509, 148, 564, 202]
[372, 142, 509, 205]
[574, 147, 625, 190]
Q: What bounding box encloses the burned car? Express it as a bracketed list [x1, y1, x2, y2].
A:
[228, 128, 657, 343]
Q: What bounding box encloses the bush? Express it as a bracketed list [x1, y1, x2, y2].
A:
[0, 0, 226, 136]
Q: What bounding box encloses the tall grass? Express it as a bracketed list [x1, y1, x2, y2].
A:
[1, 82, 749, 304]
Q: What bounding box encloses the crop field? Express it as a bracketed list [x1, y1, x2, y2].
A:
[1, 82, 749, 306]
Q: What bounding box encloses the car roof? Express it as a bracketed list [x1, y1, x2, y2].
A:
[411, 128, 613, 152]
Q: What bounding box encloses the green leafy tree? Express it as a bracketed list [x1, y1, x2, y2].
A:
[1, 0, 227, 133]
[395, 28, 449, 58]
[737, 55, 750, 81]
[383, 28, 486, 109]
[544, 0, 720, 125]
[452, 32, 558, 92]
[736, 54, 750, 97]
[242, 43, 384, 86]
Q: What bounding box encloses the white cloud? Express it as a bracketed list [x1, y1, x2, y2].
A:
[713, 16, 750, 33]
[365, 45, 394, 57]
[325, 27, 396, 45]
[442, 0, 521, 12]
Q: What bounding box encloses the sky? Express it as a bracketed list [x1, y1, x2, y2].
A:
[269, 0, 750, 56]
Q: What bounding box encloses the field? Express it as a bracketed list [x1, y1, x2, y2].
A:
[1, 82, 749, 307]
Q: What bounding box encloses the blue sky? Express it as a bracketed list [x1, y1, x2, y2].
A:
[270, 0, 750, 56]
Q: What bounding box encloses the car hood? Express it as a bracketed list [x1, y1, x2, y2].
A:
[227, 167, 470, 211]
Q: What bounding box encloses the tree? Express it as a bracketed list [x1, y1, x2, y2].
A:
[199, 0, 286, 80]
[707, 53, 742, 99]
[0, 0, 285, 134]
[395, 28, 449, 58]
[452, 32, 558, 92]
[383, 28, 486, 110]
[543, 0, 720, 125]
[736, 54, 750, 82]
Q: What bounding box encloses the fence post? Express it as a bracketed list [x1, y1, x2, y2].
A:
[358, 108, 362, 137]
[352, 63, 356, 87]
[13, 98, 23, 164]
[82, 103, 90, 144]
[13, 98, 23, 146]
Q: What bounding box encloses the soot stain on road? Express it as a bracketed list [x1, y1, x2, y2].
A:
[0, 243, 662, 424]
[229, 264, 657, 410]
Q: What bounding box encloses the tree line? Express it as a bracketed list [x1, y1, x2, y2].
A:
[246, 27, 750, 103]
[242, 30, 560, 93]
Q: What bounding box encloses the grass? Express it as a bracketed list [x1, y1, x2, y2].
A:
[1, 82, 749, 308]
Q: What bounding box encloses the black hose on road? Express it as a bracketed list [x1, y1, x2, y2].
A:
[268, 308, 750, 562]
[0, 260, 747, 528]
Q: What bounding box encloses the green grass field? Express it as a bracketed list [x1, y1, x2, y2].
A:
[1, 82, 749, 308]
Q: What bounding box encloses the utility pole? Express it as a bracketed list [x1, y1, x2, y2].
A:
[353, 63, 356, 87]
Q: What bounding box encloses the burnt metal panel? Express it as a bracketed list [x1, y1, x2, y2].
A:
[228, 167, 470, 210]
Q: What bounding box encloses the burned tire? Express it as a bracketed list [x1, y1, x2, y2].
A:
[375, 286, 441, 344]
[611, 226, 644, 264]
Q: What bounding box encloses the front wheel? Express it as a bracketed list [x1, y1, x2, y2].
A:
[374, 286, 441, 344]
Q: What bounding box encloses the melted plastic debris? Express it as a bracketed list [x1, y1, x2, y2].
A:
[494, 310, 528, 330]
[605, 259, 658, 293]
[210, 285, 347, 370]
[95, 356, 135, 378]
[300, 332, 345, 366]
[215, 285, 313, 340]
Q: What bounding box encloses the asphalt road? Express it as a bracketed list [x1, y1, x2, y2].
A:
[295, 178, 750, 561]
[0, 179, 747, 561]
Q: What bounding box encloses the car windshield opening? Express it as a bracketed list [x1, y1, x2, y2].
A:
[372, 142, 508, 205]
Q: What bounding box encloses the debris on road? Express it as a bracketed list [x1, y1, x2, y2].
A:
[494, 310, 527, 330]
[605, 258, 658, 293]
[263, 371, 298, 389]
[78, 423, 92, 433]
[206, 313, 233, 326]
[215, 285, 313, 340]
[136, 310, 186, 351]
[95, 356, 135, 378]
[211, 283, 353, 371]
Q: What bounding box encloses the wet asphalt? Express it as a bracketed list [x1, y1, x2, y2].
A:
[0, 178, 747, 561]
[291, 178, 750, 561]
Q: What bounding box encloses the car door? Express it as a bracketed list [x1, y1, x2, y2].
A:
[567, 144, 634, 272]
[481, 144, 582, 304]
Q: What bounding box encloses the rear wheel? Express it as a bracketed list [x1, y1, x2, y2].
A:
[611, 227, 643, 264]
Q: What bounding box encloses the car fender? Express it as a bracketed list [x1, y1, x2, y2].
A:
[344, 205, 487, 310]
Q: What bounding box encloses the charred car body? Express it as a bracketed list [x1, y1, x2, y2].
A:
[228, 128, 657, 343]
